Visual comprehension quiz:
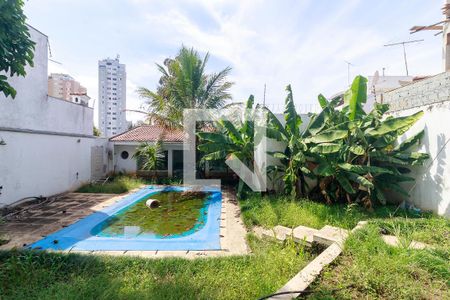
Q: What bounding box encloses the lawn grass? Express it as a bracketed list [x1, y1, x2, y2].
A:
[76, 176, 146, 194]
[0, 236, 314, 300]
[240, 194, 426, 230]
[305, 222, 450, 299]
[239, 194, 449, 299]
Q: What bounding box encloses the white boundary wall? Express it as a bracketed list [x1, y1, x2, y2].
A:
[385, 72, 450, 217]
[0, 132, 109, 206]
[0, 26, 110, 207]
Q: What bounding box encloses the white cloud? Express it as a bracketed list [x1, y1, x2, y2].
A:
[30, 0, 444, 125]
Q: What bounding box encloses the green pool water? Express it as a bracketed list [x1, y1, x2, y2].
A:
[93, 191, 210, 238]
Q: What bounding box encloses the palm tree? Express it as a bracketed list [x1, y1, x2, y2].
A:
[137, 46, 234, 128]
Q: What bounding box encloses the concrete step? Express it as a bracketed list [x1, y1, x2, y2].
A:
[313, 225, 349, 246]
[292, 226, 318, 246]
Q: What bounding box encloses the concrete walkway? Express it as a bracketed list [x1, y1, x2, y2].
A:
[0, 187, 249, 258]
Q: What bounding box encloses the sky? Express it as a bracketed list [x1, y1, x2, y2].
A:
[24, 0, 445, 125]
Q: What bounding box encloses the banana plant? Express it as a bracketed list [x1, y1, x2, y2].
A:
[197, 95, 259, 197]
[305, 76, 429, 207]
[266, 85, 310, 197]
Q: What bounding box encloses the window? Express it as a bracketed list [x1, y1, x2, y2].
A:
[120, 151, 129, 159]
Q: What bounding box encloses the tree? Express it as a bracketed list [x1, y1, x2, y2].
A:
[137, 46, 233, 128]
[0, 0, 35, 98]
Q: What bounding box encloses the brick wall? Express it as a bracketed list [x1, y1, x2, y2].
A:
[384, 72, 450, 112]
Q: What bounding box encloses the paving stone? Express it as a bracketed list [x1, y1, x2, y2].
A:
[119, 251, 156, 257]
[313, 225, 349, 246]
[154, 251, 188, 258]
[292, 226, 318, 246]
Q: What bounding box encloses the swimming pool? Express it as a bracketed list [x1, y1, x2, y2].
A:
[29, 186, 222, 251]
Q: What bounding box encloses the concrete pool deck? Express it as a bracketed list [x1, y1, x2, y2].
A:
[0, 187, 249, 258]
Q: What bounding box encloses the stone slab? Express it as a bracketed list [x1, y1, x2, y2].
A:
[261, 225, 292, 241]
[269, 242, 343, 299]
[381, 235, 431, 250]
[292, 226, 318, 246]
[313, 225, 349, 246]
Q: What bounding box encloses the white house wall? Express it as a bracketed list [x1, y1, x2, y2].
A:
[113, 142, 183, 174]
[385, 72, 450, 217]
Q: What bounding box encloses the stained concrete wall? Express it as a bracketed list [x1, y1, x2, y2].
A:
[384, 72, 450, 217]
[0, 132, 110, 206]
[383, 72, 450, 112]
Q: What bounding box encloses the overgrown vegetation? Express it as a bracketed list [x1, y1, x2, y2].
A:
[200, 75, 429, 208]
[0, 237, 313, 300]
[133, 141, 165, 171]
[305, 222, 449, 299]
[239, 195, 449, 299]
[268, 76, 429, 207]
[76, 176, 145, 194]
[239, 194, 423, 230]
[198, 95, 262, 197]
[0, 0, 35, 98]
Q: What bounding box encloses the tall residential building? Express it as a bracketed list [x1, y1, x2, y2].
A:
[48, 73, 88, 104]
[98, 56, 127, 137]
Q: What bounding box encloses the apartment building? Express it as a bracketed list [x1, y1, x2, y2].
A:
[98, 57, 127, 137]
[48, 73, 88, 103]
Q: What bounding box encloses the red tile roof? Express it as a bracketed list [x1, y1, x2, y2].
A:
[109, 125, 184, 142]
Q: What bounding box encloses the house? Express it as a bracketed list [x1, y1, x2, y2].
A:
[110, 125, 184, 177]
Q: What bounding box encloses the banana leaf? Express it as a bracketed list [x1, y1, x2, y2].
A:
[349, 145, 365, 155]
[394, 130, 425, 151]
[310, 143, 341, 154]
[344, 75, 367, 121]
[338, 163, 393, 175]
[317, 94, 328, 109]
[365, 111, 423, 137]
[305, 130, 348, 144]
[346, 172, 374, 189]
[284, 85, 302, 136]
[219, 120, 243, 143]
[336, 172, 356, 194]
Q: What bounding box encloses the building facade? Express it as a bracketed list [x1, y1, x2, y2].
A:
[48, 73, 88, 104]
[0, 25, 111, 207]
[98, 57, 127, 137]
